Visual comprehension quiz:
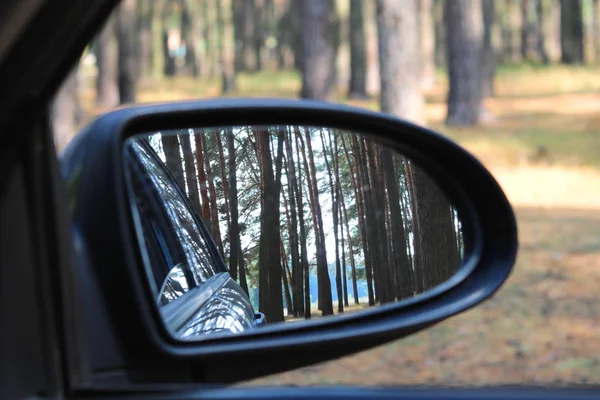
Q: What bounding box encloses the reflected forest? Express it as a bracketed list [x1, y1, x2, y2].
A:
[146, 126, 463, 323]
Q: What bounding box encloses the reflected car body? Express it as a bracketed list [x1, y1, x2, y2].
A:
[62, 134, 265, 340]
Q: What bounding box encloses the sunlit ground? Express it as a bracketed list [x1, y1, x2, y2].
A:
[76, 64, 600, 386]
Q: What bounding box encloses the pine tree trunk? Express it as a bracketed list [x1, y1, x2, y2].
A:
[257, 129, 284, 322]
[161, 135, 185, 190]
[219, 0, 237, 92]
[117, 0, 137, 104]
[536, 0, 550, 64]
[381, 150, 412, 299]
[294, 132, 311, 319]
[445, 0, 484, 126]
[482, 0, 496, 98]
[202, 137, 225, 256]
[179, 133, 202, 213]
[320, 132, 343, 313]
[410, 166, 462, 289]
[96, 16, 119, 108]
[285, 129, 303, 316]
[419, 0, 436, 89]
[298, 129, 333, 315]
[195, 133, 213, 225]
[560, 0, 585, 64]
[348, 0, 368, 98]
[300, 0, 336, 100]
[339, 139, 359, 305]
[377, 0, 424, 125]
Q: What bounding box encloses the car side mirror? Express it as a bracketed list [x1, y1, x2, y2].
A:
[61, 99, 517, 384]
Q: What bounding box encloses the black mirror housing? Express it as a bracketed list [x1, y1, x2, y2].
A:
[61, 99, 517, 384]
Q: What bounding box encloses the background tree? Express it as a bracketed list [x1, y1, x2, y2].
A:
[482, 0, 496, 98]
[300, 0, 336, 101]
[419, 0, 436, 90]
[96, 17, 119, 108]
[377, 0, 424, 124]
[348, 0, 368, 98]
[117, 0, 137, 104]
[560, 0, 584, 65]
[445, 0, 484, 126]
[219, 0, 237, 92]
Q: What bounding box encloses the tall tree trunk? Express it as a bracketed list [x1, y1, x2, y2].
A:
[52, 66, 80, 153]
[300, 0, 336, 101]
[594, 0, 600, 63]
[202, 136, 225, 256]
[521, 0, 536, 61]
[285, 129, 303, 316]
[338, 140, 359, 304]
[240, 0, 256, 71]
[298, 129, 333, 315]
[257, 129, 284, 322]
[353, 137, 376, 305]
[404, 161, 424, 292]
[381, 150, 412, 299]
[280, 239, 294, 316]
[227, 130, 248, 292]
[433, 0, 446, 68]
[195, 133, 212, 225]
[161, 135, 185, 190]
[333, 132, 349, 307]
[348, 0, 368, 98]
[219, 0, 237, 92]
[216, 132, 231, 241]
[204, 0, 219, 77]
[96, 16, 119, 108]
[410, 167, 462, 289]
[419, 0, 436, 89]
[482, 0, 496, 98]
[179, 133, 202, 213]
[377, 0, 424, 125]
[560, 0, 584, 64]
[445, 0, 484, 126]
[136, 0, 153, 78]
[294, 132, 311, 318]
[347, 135, 374, 305]
[254, 0, 267, 71]
[535, 0, 550, 64]
[117, 0, 137, 104]
[320, 132, 343, 313]
[151, 0, 166, 79]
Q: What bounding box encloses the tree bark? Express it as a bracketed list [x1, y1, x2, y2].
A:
[285, 129, 303, 316]
[377, 0, 424, 125]
[257, 129, 284, 322]
[419, 0, 436, 90]
[161, 135, 185, 191]
[298, 129, 333, 315]
[560, 0, 584, 64]
[195, 133, 212, 225]
[179, 133, 202, 213]
[348, 0, 368, 98]
[117, 0, 137, 104]
[96, 16, 119, 108]
[219, 0, 237, 92]
[482, 0, 496, 98]
[445, 0, 484, 126]
[300, 0, 336, 101]
[294, 132, 311, 318]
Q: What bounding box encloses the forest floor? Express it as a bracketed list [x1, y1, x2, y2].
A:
[77, 64, 600, 386]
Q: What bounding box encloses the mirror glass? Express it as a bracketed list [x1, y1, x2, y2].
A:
[123, 125, 465, 341]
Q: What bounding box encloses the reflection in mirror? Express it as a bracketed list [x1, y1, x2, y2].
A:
[123, 125, 464, 341]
